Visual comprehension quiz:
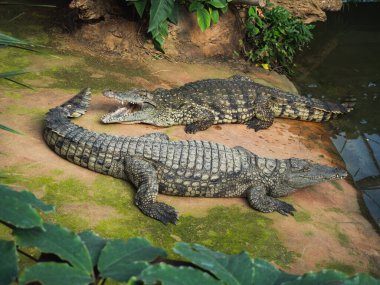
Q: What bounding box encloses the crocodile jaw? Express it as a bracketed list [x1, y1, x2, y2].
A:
[101, 102, 156, 124]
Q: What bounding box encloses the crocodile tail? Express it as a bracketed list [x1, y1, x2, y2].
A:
[271, 93, 355, 122]
[45, 88, 92, 129]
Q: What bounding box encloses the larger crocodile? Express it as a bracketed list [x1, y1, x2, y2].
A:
[44, 89, 347, 224]
[101, 75, 355, 133]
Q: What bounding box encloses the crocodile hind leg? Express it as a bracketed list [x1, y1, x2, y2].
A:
[182, 104, 215, 134]
[124, 156, 178, 224]
[247, 96, 274, 131]
[246, 186, 296, 216]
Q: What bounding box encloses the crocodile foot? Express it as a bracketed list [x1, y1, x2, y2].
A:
[247, 119, 272, 132]
[275, 200, 296, 216]
[185, 124, 201, 134]
[143, 202, 179, 225]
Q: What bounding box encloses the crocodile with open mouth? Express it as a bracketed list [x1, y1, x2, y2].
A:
[101, 75, 355, 133]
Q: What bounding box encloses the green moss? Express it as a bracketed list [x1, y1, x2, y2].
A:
[304, 230, 314, 237]
[325, 207, 344, 213]
[336, 227, 349, 247]
[330, 180, 344, 191]
[323, 261, 355, 275]
[4, 104, 46, 122]
[293, 211, 312, 223]
[0, 166, 296, 268]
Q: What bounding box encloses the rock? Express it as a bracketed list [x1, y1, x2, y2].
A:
[69, 0, 123, 21]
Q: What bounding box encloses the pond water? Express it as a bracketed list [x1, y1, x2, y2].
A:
[294, 2, 380, 227]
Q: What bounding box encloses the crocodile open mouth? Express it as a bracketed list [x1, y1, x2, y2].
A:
[101, 95, 156, 124]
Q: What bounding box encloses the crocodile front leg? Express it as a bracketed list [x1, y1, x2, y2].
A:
[182, 104, 215, 134]
[124, 156, 179, 224]
[246, 186, 296, 216]
[247, 96, 274, 131]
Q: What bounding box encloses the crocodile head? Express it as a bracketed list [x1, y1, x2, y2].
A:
[101, 89, 159, 124]
[284, 158, 347, 189]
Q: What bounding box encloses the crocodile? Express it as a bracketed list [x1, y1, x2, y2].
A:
[101, 75, 355, 133]
[44, 88, 348, 224]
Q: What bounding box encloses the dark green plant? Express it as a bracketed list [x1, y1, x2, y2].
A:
[188, 0, 229, 32]
[127, 0, 230, 50]
[0, 184, 379, 285]
[244, 4, 314, 74]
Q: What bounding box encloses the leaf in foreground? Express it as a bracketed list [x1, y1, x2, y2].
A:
[139, 263, 222, 285]
[78, 230, 107, 266]
[0, 240, 18, 285]
[173, 242, 253, 285]
[252, 258, 297, 285]
[343, 273, 380, 285]
[0, 195, 44, 230]
[14, 223, 93, 275]
[283, 269, 348, 285]
[98, 238, 167, 282]
[0, 124, 22, 135]
[19, 262, 93, 285]
[0, 184, 54, 213]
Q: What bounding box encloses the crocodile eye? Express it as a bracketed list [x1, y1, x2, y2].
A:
[302, 166, 310, 172]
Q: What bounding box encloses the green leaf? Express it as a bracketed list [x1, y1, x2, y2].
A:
[0, 32, 34, 48]
[139, 263, 222, 285]
[168, 1, 179, 24]
[0, 70, 28, 79]
[14, 223, 93, 275]
[210, 9, 219, 25]
[133, 0, 148, 18]
[196, 8, 211, 32]
[189, 2, 203, 12]
[343, 273, 380, 285]
[19, 262, 93, 285]
[0, 124, 23, 135]
[174, 242, 252, 285]
[207, 0, 227, 9]
[0, 195, 44, 230]
[284, 269, 348, 285]
[148, 0, 174, 33]
[0, 240, 18, 285]
[252, 259, 297, 285]
[151, 20, 169, 51]
[0, 184, 54, 213]
[98, 238, 167, 282]
[78, 230, 107, 267]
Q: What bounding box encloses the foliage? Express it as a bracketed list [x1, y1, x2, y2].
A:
[188, 0, 229, 32]
[243, 4, 314, 74]
[0, 184, 379, 285]
[127, 0, 230, 50]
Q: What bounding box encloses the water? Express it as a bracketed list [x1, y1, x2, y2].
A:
[294, 3, 380, 226]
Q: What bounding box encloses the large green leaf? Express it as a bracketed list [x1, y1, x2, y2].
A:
[284, 269, 348, 284]
[0, 195, 44, 230]
[196, 8, 211, 32]
[133, 0, 148, 18]
[78, 230, 107, 267]
[173, 242, 253, 285]
[0, 184, 54, 213]
[210, 9, 219, 25]
[343, 273, 380, 285]
[98, 238, 167, 282]
[168, 1, 179, 24]
[0, 240, 18, 285]
[138, 263, 222, 285]
[207, 0, 227, 9]
[148, 0, 174, 33]
[14, 223, 93, 275]
[150, 20, 169, 51]
[19, 262, 93, 285]
[252, 259, 297, 285]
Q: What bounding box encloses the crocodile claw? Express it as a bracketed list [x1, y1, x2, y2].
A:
[275, 201, 296, 216]
[145, 202, 179, 225]
[184, 124, 199, 134]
